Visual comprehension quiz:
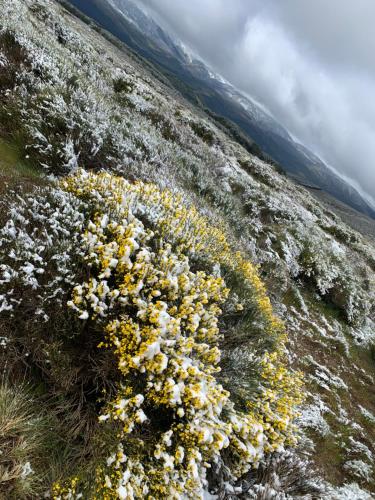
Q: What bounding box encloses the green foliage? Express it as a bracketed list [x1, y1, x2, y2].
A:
[145, 109, 180, 142]
[113, 77, 134, 94]
[190, 121, 215, 145]
[0, 139, 40, 180]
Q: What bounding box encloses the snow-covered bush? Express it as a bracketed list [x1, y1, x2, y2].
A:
[0, 171, 302, 498]
[260, 219, 374, 326]
[53, 169, 303, 498]
[0, 185, 86, 322]
[239, 451, 324, 499]
[298, 236, 345, 295]
[343, 460, 373, 483]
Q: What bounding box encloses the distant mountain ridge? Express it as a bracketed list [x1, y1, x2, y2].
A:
[65, 0, 375, 219]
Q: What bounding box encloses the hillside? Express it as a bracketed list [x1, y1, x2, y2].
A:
[0, 0, 374, 498]
[64, 0, 375, 220]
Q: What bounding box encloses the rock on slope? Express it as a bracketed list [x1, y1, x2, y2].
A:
[0, 0, 374, 498]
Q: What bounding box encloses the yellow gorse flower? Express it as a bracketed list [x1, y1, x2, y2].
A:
[57, 169, 303, 499]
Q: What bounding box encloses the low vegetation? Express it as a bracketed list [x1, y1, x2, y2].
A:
[0, 170, 302, 497]
[1, 0, 374, 497]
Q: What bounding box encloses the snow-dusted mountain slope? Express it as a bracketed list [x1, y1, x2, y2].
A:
[1, 0, 375, 497]
[66, 0, 375, 220]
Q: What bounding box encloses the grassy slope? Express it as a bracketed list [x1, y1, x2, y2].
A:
[0, 0, 374, 496]
[285, 288, 375, 490]
[0, 139, 41, 184]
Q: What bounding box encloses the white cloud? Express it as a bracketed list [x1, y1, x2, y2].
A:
[138, 0, 375, 202]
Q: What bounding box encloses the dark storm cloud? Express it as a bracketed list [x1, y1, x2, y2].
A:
[138, 0, 375, 205]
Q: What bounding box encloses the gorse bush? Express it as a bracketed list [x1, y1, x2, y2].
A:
[48, 170, 302, 498]
[0, 170, 302, 499]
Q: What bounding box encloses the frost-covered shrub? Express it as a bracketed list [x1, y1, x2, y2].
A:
[0, 30, 30, 91]
[294, 232, 375, 325]
[28, 0, 53, 22]
[343, 460, 373, 483]
[359, 405, 375, 424]
[190, 120, 216, 146]
[321, 222, 359, 245]
[0, 30, 33, 139]
[0, 182, 93, 408]
[238, 451, 324, 499]
[145, 108, 181, 143]
[329, 278, 373, 326]
[331, 483, 374, 500]
[0, 185, 86, 320]
[113, 77, 134, 94]
[56, 169, 303, 499]
[297, 236, 344, 296]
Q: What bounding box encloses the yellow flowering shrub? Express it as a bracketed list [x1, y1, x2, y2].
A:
[59, 169, 303, 499]
[52, 477, 81, 500]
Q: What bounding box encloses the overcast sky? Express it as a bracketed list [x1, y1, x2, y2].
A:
[138, 0, 375, 205]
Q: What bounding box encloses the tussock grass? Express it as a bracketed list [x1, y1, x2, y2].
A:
[0, 139, 41, 181]
[0, 383, 51, 498]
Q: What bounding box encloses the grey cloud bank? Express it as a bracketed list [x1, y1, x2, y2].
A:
[138, 0, 375, 205]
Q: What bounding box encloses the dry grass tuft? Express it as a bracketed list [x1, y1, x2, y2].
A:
[0, 383, 46, 499]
